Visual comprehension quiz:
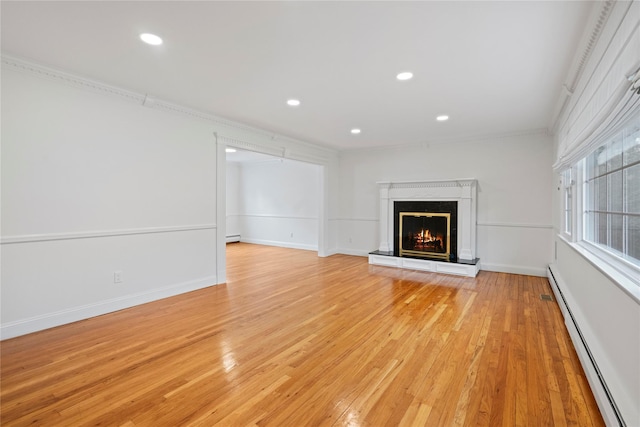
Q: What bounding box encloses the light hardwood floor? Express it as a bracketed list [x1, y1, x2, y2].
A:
[1, 243, 604, 426]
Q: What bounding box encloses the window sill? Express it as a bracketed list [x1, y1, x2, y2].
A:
[557, 234, 640, 304]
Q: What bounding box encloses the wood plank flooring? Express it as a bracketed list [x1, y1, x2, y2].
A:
[1, 243, 604, 426]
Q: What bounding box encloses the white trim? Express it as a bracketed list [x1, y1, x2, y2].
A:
[336, 219, 554, 229]
[1, 55, 145, 104]
[559, 235, 640, 303]
[480, 263, 547, 277]
[0, 224, 217, 245]
[477, 222, 553, 229]
[219, 135, 286, 158]
[341, 128, 549, 154]
[368, 254, 479, 277]
[237, 214, 318, 221]
[218, 134, 337, 166]
[216, 135, 227, 285]
[377, 178, 476, 189]
[549, 0, 615, 133]
[336, 248, 370, 257]
[333, 217, 379, 222]
[322, 248, 340, 257]
[580, 240, 640, 282]
[0, 276, 217, 340]
[547, 265, 623, 426]
[240, 238, 317, 252]
[1, 54, 339, 161]
[377, 179, 477, 260]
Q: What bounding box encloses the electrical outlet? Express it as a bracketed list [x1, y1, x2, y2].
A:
[349, 237, 353, 243]
[290, 232, 294, 238]
[114, 271, 123, 284]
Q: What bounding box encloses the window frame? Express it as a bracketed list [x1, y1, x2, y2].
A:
[560, 167, 575, 240]
[563, 120, 640, 294]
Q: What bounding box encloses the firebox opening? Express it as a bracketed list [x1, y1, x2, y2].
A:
[399, 212, 450, 259]
[393, 200, 458, 261]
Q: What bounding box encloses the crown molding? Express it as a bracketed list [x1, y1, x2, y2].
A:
[2, 55, 145, 104]
[340, 128, 549, 155]
[565, 0, 614, 94]
[2, 54, 338, 159]
[548, 0, 615, 134]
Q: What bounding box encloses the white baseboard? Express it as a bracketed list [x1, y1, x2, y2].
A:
[335, 248, 370, 257]
[322, 248, 340, 257]
[547, 265, 622, 426]
[226, 234, 241, 243]
[480, 262, 547, 277]
[0, 276, 217, 340]
[240, 238, 317, 252]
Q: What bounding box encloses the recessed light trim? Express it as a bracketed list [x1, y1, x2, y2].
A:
[396, 72, 413, 81]
[351, 129, 361, 134]
[140, 33, 163, 46]
[436, 115, 449, 121]
[225, 148, 237, 153]
[287, 99, 301, 107]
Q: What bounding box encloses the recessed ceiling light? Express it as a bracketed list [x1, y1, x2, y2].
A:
[287, 99, 301, 107]
[140, 33, 163, 45]
[351, 129, 361, 134]
[436, 115, 449, 121]
[225, 148, 237, 153]
[396, 72, 413, 81]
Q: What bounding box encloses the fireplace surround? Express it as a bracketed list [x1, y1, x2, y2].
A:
[369, 179, 479, 277]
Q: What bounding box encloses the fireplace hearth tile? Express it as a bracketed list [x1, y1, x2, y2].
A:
[369, 250, 479, 265]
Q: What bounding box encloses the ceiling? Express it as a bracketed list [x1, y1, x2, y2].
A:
[1, 1, 594, 151]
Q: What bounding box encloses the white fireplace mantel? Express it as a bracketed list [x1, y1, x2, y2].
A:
[377, 179, 477, 260]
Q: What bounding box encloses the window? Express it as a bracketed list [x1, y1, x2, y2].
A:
[583, 118, 640, 269]
[562, 168, 573, 236]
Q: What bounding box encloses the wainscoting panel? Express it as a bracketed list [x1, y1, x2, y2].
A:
[1, 228, 217, 339]
[336, 219, 552, 276]
[477, 223, 553, 276]
[238, 214, 318, 251]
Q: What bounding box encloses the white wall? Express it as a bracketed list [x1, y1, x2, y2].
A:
[1, 68, 218, 338]
[549, 2, 640, 424]
[337, 133, 554, 276]
[229, 158, 321, 251]
[550, 240, 639, 426]
[226, 162, 242, 238]
[1, 56, 341, 338]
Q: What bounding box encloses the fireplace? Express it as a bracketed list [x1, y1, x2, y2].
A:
[369, 179, 479, 277]
[394, 200, 458, 261]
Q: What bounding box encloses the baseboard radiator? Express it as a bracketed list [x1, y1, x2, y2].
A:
[547, 266, 626, 427]
[226, 234, 241, 243]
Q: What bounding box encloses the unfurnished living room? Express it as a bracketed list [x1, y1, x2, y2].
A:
[1, 1, 639, 426]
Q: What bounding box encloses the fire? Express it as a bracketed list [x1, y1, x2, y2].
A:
[410, 228, 444, 252]
[415, 228, 439, 244]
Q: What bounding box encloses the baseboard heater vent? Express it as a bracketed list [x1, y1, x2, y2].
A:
[226, 234, 241, 243]
[547, 266, 626, 427]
